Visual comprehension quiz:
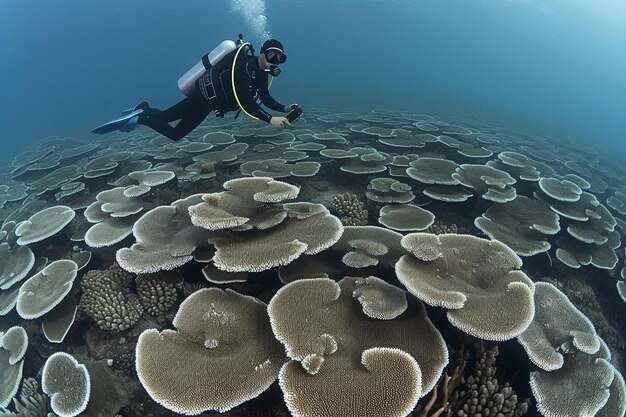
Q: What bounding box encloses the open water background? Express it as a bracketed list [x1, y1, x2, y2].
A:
[1, 0, 625, 164]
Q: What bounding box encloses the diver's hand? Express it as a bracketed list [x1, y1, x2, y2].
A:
[270, 117, 291, 130]
[284, 103, 298, 113]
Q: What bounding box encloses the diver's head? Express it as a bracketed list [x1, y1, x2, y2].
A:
[261, 39, 286, 64]
[259, 39, 286, 74]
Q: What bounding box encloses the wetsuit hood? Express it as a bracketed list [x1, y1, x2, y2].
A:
[261, 39, 285, 55]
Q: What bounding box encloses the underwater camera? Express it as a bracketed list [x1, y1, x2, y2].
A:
[286, 105, 304, 123]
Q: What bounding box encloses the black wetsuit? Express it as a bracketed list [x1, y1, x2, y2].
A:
[138, 49, 286, 141]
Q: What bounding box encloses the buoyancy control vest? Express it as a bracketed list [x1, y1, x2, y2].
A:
[179, 37, 264, 119]
[181, 38, 266, 119]
[177, 39, 238, 96]
[198, 46, 251, 114]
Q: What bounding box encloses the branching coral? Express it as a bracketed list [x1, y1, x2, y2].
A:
[79, 263, 143, 333]
[427, 221, 460, 235]
[0, 377, 49, 417]
[20, 378, 38, 399]
[331, 192, 368, 226]
[135, 272, 180, 323]
[416, 341, 530, 417]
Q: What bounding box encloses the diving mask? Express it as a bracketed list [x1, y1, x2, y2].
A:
[265, 49, 287, 65]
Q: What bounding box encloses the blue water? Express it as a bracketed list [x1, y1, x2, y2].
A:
[1, 0, 625, 163]
[2, 2, 626, 416]
[0, 0, 626, 417]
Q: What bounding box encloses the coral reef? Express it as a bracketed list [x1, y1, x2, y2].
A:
[427, 221, 459, 235]
[79, 263, 143, 333]
[529, 338, 620, 417]
[366, 177, 415, 203]
[112, 352, 135, 377]
[117, 178, 343, 274]
[270, 277, 447, 417]
[0, 377, 50, 417]
[331, 192, 368, 226]
[2, 107, 625, 417]
[416, 341, 530, 417]
[20, 378, 38, 399]
[397, 233, 535, 341]
[545, 275, 625, 365]
[135, 272, 180, 323]
[42, 352, 91, 417]
[182, 281, 209, 297]
[136, 288, 286, 415]
[518, 282, 600, 371]
[82, 359, 131, 417]
[225, 405, 291, 417]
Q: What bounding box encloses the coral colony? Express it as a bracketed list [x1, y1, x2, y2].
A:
[0, 106, 624, 417]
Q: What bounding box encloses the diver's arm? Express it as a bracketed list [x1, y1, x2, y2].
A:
[234, 64, 273, 123]
[258, 76, 288, 112]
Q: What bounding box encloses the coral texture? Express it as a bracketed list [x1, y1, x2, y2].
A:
[331, 192, 368, 226]
[79, 263, 143, 332]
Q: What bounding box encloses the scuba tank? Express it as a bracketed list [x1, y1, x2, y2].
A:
[178, 38, 241, 96]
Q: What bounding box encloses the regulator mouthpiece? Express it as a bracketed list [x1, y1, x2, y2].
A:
[267, 65, 281, 77]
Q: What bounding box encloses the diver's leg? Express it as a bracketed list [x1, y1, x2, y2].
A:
[143, 96, 195, 123]
[137, 115, 180, 140]
[139, 103, 211, 141]
[166, 106, 212, 141]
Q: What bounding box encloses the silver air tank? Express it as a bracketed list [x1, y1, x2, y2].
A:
[178, 39, 238, 96]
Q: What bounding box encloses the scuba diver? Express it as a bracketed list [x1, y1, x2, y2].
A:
[92, 36, 297, 141]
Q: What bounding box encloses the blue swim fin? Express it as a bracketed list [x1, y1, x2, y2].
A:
[118, 114, 141, 133]
[120, 101, 150, 115]
[91, 109, 144, 134]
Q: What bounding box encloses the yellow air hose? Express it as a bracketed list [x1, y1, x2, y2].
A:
[231, 42, 275, 121]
